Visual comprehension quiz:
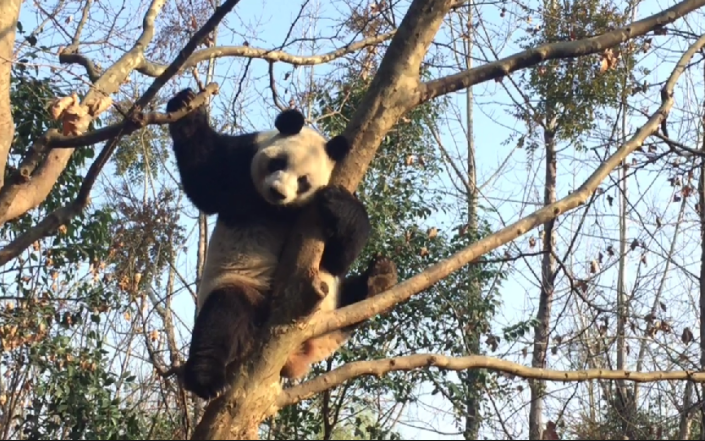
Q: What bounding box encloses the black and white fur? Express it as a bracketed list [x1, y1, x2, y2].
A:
[166, 89, 397, 400]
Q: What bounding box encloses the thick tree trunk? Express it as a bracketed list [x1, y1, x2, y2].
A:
[0, 0, 22, 191]
[528, 119, 556, 440]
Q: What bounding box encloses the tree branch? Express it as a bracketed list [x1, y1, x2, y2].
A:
[45, 83, 220, 149]
[418, 0, 705, 104]
[0, 0, 168, 225]
[0, 0, 242, 262]
[277, 354, 705, 408]
[58, 52, 101, 83]
[136, 32, 396, 76]
[305, 31, 705, 343]
[0, 84, 218, 267]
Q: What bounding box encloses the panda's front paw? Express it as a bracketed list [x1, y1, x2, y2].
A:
[166, 88, 198, 113]
[181, 357, 228, 400]
[365, 255, 398, 297]
[166, 88, 208, 130]
[316, 185, 364, 236]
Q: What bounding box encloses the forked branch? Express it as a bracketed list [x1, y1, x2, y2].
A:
[137, 32, 396, 76]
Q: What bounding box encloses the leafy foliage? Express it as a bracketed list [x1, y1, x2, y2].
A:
[513, 0, 644, 151]
[1, 67, 182, 440]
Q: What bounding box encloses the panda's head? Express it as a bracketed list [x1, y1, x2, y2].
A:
[251, 109, 350, 207]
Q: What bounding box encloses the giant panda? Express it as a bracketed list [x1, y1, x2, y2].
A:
[166, 88, 398, 400]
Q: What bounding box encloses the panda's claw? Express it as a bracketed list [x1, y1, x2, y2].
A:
[166, 88, 208, 131]
[166, 88, 197, 113]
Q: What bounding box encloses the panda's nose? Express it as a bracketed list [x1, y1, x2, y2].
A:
[269, 187, 287, 201]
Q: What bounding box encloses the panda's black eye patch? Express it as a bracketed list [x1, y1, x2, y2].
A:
[297, 175, 311, 194]
[267, 156, 288, 173]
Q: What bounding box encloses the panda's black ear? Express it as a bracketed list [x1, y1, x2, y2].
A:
[326, 135, 351, 161]
[275, 109, 305, 135]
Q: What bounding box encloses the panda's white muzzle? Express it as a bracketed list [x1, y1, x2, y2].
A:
[264, 171, 296, 205]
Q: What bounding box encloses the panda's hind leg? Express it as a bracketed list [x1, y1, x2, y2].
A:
[279, 256, 398, 380]
[182, 285, 266, 400]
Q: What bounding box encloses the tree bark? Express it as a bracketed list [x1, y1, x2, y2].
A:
[0, 0, 22, 191]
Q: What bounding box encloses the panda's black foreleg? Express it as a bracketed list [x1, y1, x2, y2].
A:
[166, 88, 226, 215]
[337, 255, 399, 331]
[316, 185, 372, 277]
[182, 285, 267, 400]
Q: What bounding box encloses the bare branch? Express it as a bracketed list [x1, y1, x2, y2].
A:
[0, 0, 168, 225]
[47, 82, 219, 149]
[0, 0, 243, 263]
[137, 32, 396, 76]
[278, 354, 705, 408]
[307, 31, 705, 343]
[58, 52, 101, 83]
[418, 0, 705, 104]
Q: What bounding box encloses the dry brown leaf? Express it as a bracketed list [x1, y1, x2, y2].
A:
[599, 57, 609, 73]
[682, 327, 694, 344]
[590, 259, 599, 274]
[599, 48, 620, 73]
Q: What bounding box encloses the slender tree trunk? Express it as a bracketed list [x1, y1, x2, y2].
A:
[615, 96, 633, 441]
[528, 114, 556, 440]
[0, 0, 21, 191]
[462, 2, 482, 439]
[698, 75, 705, 441]
[678, 381, 694, 440]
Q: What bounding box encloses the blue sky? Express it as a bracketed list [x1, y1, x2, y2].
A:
[13, 0, 705, 438]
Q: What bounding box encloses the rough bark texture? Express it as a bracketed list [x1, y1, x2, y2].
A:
[529, 121, 557, 440]
[0, 0, 22, 191]
[678, 381, 694, 440]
